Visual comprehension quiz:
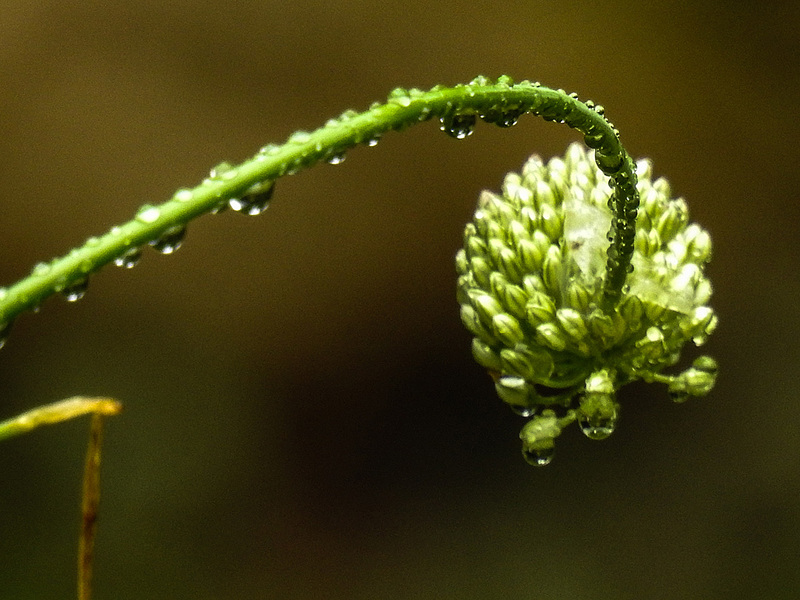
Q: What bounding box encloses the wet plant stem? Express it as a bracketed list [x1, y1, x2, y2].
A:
[0, 76, 638, 339]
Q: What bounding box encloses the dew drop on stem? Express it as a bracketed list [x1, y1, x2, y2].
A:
[149, 225, 187, 254]
[0, 320, 13, 349]
[440, 112, 476, 139]
[61, 277, 89, 302]
[136, 205, 161, 224]
[229, 181, 275, 216]
[481, 107, 523, 128]
[326, 153, 346, 165]
[114, 247, 142, 269]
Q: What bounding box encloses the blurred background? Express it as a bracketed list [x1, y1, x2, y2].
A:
[0, 1, 798, 598]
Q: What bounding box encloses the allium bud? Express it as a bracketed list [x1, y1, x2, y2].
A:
[455, 143, 717, 464]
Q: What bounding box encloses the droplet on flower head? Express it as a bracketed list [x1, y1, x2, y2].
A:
[522, 444, 555, 466]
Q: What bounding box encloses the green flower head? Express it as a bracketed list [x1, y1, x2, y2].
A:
[456, 143, 717, 465]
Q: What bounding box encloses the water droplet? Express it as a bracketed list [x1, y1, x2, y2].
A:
[669, 390, 690, 403]
[149, 225, 186, 254]
[481, 107, 523, 128]
[366, 136, 380, 147]
[114, 247, 142, 269]
[439, 113, 476, 139]
[258, 144, 281, 156]
[174, 188, 194, 202]
[288, 130, 312, 144]
[0, 320, 13, 349]
[136, 206, 161, 224]
[209, 162, 233, 179]
[578, 411, 617, 440]
[210, 200, 228, 214]
[510, 405, 536, 418]
[32, 262, 51, 276]
[229, 181, 275, 216]
[0, 287, 7, 301]
[61, 278, 89, 302]
[326, 153, 346, 165]
[522, 444, 555, 466]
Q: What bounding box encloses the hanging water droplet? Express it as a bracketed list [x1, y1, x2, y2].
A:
[229, 181, 275, 216]
[510, 405, 536, 418]
[522, 444, 555, 466]
[578, 411, 618, 440]
[668, 389, 690, 404]
[61, 278, 89, 302]
[0, 319, 13, 349]
[210, 199, 229, 214]
[136, 205, 161, 224]
[114, 247, 142, 269]
[439, 112, 476, 139]
[326, 152, 346, 165]
[149, 225, 186, 254]
[365, 136, 380, 147]
[480, 107, 522, 128]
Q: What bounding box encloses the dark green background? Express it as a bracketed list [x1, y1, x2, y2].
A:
[1, 1, 798, 598]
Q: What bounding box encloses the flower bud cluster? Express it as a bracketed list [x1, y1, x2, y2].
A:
[455, 143, 717, 464]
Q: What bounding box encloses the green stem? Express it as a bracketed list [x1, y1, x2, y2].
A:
[0, 397, 121, 441]
[0, 76, 638, 336]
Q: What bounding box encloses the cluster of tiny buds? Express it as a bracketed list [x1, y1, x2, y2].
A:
[456, 143, 717, 465]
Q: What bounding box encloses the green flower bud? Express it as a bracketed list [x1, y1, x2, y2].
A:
[564, 281, 593, 312]
[469, 291, 503, 326]
[492, 313, 525, 346]
[471, 337, 502, 371]
[455, 248, 468, 275]
[536, 322, 567, 352]
[539, 203, 563, 242]
[460, 305, 496, 343]
[635, 326, 667, 362]
[668, 356, 718, 401]
[519, 410, 561, 466]
[465, 235, 488, 262]
[456, 143, 717, 465]
[495, 375, 532, 411]
[469, 256, 492, 289]
[517, 238, 544, 272]
[525, 291, 556, 327]
[586, 310, 618, 345]
[542, 245, 563, 297]
[533, 179, 556, 209]
[556, 308, 590, 345]
[578, 370, 619, 440]
[500, 344, 554, 381]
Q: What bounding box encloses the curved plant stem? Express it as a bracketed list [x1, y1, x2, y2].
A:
[0, 76, 638, 335]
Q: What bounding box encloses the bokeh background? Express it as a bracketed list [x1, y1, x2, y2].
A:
[1, 1, 798, 598]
